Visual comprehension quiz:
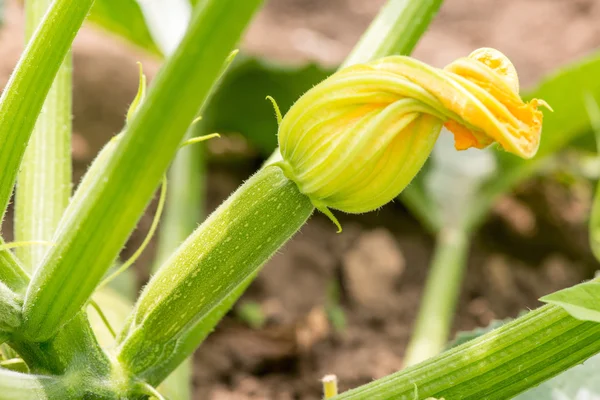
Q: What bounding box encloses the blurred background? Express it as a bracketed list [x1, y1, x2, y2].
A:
[2, 0, 600, 399]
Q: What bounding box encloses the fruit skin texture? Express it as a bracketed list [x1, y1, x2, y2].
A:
[277, 48, 547, 214]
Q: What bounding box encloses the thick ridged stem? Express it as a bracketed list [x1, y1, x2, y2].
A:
[335, 305, 600, 399]
[0, 0, 93, 221]
[19, 0, 263, 343]
[15, 0, 73, 272]
[0, 0, 109, 377]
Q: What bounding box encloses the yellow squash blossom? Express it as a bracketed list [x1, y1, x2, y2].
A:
[276, 48, 548, 220]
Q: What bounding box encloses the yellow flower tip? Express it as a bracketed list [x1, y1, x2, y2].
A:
[443, 47, 547, 159]
[468, 47, 520, 93]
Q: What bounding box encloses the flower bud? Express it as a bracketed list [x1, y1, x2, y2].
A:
[277, 48, 547, 216]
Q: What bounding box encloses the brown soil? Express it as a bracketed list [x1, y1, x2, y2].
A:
[2, 0, 600, 399]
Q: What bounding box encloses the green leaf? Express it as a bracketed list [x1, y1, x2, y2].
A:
[203, 58, 332, 155]
[585, 94, 600, 262]
[447, 318, 513, 348]
[527, 51, 600, 158]
[541, 281, 600, 323]
[236, 301, 266, 330]
[88, 0, 161, 55]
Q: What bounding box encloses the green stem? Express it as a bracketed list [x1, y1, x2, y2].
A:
[15, 0, 73, 272]
[404, 226, 469, 366]
[153, 129, 206, 269]
[0, 369, 71, 399]
[342, 0, 442, 67]
[20, 0, 263, 343]
[149, 49, 238, 400]
[117, 166, 314, 384]
[145, 271, 257, 387]
[0, 238, 30, 293]
[0, 0, 93, 221]
[335, 305, 600, 399]
[0, 281, 22, 337]
[151, 133, 203, 400]
[9, 313, 110, 376]
[0, 0, 110, 378]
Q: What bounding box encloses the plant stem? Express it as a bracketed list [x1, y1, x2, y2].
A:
[14, 0, 73, 272]
[0, 0, 93, 222]
[0, 281, 23, 337]
[9, 313, 110, 376]
[150, 49, 238, 400]
[342, 0, 442, 68]
[117, 166, 314, 384]
[404, 226, 469, 366]
[20, 0, 263, 343]
[335, 305, 600, 399]
[153, 131, 205, 269]
[151, 133, 203, 400]
[0, 369, 71, 399]
[145, 270, 258, 387]
[0, 238, 30, 293]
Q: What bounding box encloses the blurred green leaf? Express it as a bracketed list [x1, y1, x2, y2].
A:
[528, 51, 600, 158]
[105, 262, 137, 301]
[89, 288, 132, 349]
[129, 0, 191, 55]
[447, 318, 512, 349]
[585, 94, 600, 262]
[203, 57, 333, 155]
[540, 281, 600, 323]
[88, 0, 161, 55]
[236, 301, 266, 330]
[325, 280, 347, 332]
